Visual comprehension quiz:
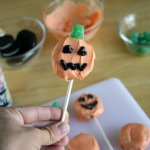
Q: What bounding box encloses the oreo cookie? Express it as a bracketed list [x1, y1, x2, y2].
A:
[0, 29, 37, 65]
[1, 41, 20, 58]
[16, 29, 37, 55]
[0, 35, 14, 52]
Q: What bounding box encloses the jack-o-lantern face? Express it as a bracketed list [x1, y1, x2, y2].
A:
[74, 93, 104, 121]
[52, 37, 95, 80]
[120, 123, 150, 150]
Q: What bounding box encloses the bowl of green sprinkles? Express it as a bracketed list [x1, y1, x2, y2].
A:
[118, 13, 150, 56]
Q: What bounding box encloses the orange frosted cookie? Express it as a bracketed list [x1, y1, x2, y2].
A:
[119, 123, 150, 150]
[67, 133, 100, 150]
[51, 25, 95, 80]
[74, 93, 104, 121]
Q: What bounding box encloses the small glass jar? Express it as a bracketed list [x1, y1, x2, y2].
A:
[0, 16, 46, 68]
[118, 13, 150, 56]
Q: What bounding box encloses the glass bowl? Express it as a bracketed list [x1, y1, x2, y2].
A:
[118, 13, 150, 56]
[43, 0, 104, 41]
[0, 16, 46, 68]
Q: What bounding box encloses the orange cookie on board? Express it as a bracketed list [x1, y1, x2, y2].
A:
[67, 133, 100, 150]
[119, 123, 150, 150]
[74, 93, 104, 121]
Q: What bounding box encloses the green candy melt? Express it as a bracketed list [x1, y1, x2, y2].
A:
[130, 32, 139, 44]
[138, 39, 147, 44]
[52, 101, 61, 107]
[70, 24, 84, 40]
[144, 32, 150, 41]
[130, 32, 139, 39]
[130, 31, 150, 55]
[130, 32, 150, 44]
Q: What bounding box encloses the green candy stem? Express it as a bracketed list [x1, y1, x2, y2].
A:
[70, 24, 84, 40]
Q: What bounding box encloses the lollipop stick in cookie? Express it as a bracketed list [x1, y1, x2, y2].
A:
[94, 118, 114, 150]
[52, 25, 96, 122]
[61, 79, 73, 122]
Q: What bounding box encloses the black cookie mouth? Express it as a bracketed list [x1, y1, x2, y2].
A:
[60, 59, 87, 71]
[81, 100, 98, 110]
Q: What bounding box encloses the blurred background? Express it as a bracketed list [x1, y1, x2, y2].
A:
[0, 0, 149, 117]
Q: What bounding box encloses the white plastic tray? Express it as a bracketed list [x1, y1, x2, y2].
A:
[44, 78, 150, 150]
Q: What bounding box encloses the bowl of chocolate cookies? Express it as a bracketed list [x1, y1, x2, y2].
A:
[0, 16, 46, 68]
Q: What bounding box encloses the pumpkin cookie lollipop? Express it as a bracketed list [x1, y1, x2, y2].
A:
[52, 24, 95, 80]
[51, 24, 95, 122]
[74, 93, 104, 121]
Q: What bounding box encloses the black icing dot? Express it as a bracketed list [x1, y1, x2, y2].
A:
[77, 63, 87, 71]
[78, 46, 87, 56]
[60, 59, 69, 70]
[79, 97, 85, 102]
[87, 94, 93, 99]
[67, 63, 77, 70]
[81, 100, 98, 110]
[62, 45, 73, 53]
[91, 101, 98, 107]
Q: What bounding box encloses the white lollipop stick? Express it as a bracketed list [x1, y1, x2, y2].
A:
[61, 80, 74, 122]
[94, 118, 114, 150]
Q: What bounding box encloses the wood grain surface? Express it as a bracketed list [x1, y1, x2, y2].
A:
[0, 0, 150, 117]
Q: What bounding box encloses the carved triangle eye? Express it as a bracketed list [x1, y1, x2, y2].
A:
[78, 46, 87, 56]
[62, 45, 73, 53]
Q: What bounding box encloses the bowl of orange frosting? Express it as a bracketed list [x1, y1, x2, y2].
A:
[43, 0, 104, 41]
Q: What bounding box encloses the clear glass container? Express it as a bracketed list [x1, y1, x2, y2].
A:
[43, 0, 104, 41]
[118, 13, 150, 56]
[0, 16, 46, 68]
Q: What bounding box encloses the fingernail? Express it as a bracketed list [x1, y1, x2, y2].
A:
[57, 123, 70, 137]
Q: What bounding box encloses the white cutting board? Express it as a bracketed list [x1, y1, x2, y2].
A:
[44, 78, 150, 150]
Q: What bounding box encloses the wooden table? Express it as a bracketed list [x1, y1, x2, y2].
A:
[0, 0, 150, 117]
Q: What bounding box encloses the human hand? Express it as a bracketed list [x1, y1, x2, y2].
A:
[0, 106, 70, 150]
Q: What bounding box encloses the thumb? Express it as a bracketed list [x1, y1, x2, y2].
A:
[37, 122, 70, 146]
